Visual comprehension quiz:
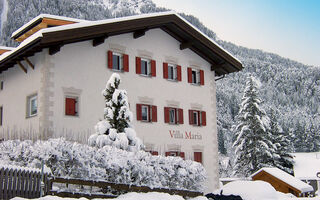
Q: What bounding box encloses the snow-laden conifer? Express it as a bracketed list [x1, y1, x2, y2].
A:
[269, 109, 294, 174]
[88, 73, 143, 151]
[232, 75, 274, 177]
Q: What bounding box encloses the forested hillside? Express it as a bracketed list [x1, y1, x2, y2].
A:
[0, 0, 319, 176]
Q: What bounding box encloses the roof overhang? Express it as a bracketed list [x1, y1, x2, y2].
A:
[0, 12, 243, 76]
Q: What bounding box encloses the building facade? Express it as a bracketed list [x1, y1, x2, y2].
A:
[0, 12, 242, 191]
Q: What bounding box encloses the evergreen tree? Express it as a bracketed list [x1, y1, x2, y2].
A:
[269, 109, 294, 174]
[233, 75, 274, 177]
[88, 73, 143, 151]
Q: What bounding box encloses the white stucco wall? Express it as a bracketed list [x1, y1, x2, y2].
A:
[48, 28, 220, 191]
[0, 54, 42, 140]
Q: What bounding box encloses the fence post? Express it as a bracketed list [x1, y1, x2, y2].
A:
[40, 160, 44, 197]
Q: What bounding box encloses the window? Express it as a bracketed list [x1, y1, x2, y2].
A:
[164, 107, 183, 124]
[163, 63, 181, 81]
[65, 97, 78, 116]
[148, 151, 159, 156]
[141, 58, 151, 76]
[187, 67, 204, 85]
[27, 94, 37, 117]
[0, 106, 3, 126]
[136, 57, 156, 77]
[136, 104, 157, 122]
[165, 151, 185, 159]
[107, 50, 129, 72]
[194, 152, 203, 163]
[141, 105, 149, 121]
[0, 81, 3, 90]
[112, 52, 123, 70]
[189, 110, 206, 126]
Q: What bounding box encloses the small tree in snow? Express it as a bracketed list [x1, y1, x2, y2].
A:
[88, 73, 143, 152]
[232, 75, 274, 177]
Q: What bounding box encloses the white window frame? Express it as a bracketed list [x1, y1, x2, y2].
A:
[27, 94, 37, 118]
[169, 108, 176, 124]
[141, 58, 151, 76]
[191, 69, 200, 85]
[112, 52, 123, 71]
[168, 64, 177, 81]
[141, 105, 149, 121]
[192, 110, 202, 126]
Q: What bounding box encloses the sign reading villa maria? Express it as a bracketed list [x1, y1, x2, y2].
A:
[169, 130, 202, 140]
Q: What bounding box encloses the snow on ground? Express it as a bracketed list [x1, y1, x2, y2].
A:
[11, 192, 207, 200]
[293, 152, 320, 180]
[218, 180, 319, 200]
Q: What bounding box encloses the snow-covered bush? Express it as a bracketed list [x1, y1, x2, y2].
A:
[88, 73, 143, 152]
[0, 138, 206, 191]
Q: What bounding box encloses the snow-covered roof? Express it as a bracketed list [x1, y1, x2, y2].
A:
[0, 12, 243, 75]
[292, 152, 320, 180]
[11, 14, 87, 39]
[0, 46, 15, 51]
[251, 167, 313, 193]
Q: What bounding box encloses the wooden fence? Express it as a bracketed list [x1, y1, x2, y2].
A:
[0, 165, 50, 200]
[48, 177, 203, 199]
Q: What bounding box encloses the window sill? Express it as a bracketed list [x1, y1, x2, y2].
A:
[139, 74, 152, 78]
[112, 68, 124, 73]
[26, 114, 37, 119]
[140, 120, 153, 123]
[191, 83, 201, 86]
[167, 78, 178, 82]
[65, 114, 80, 118]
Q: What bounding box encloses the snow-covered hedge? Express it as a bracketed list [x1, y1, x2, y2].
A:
[0, 138, 206, 191]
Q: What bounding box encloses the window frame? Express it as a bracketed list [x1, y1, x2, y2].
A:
[191, 69, 201, 85]
[27, 94, 38, 118]
[141, 105, 149, 122]
[112, 52, 123, 71]
[168, 64, 177, 81]
[140, 58, 151, 76]
[169, 108, 177, 124]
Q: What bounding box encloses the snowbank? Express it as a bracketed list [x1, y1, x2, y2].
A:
[0, 138, 205, 191]
[218, 180, 302, 200]
[11, 192, 208, 200]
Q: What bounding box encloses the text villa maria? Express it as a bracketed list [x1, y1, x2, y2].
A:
[169, 130, 202, 140]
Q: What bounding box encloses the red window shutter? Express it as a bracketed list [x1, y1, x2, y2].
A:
[107, 51, 113, 69]
[151, 151, 158, 156]
[151, 105, 157, 122]
[165, 152, 170, 157]
[164, 107, 170, 123]
[136, 57, 141, 74]
[189, 110, 193, 125]
[200, 70, 204, 85]
[187, 67, 192, 83]
[180, 152, 185, 160]
[66, 98, 76, 116]
[123, 54, 129, 72]
[136, 104, 142, 120]
[201, 111, 206, 126]
[178, 108, 183, 124]
[163, 63, 168, 79]
[151, 60, 156, 77]
[177, 65, 182, 81]
[194, 152, 202, 163]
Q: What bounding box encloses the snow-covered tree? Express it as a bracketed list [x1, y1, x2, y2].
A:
[269, 109, 294, 174]
[232, 75, 274, 177]
[88, 73, 143, 152]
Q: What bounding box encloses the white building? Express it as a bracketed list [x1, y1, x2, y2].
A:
[0, 12, 242, 191]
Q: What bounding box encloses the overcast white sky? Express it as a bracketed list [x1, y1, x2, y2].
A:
[152, 0, 320, 67]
